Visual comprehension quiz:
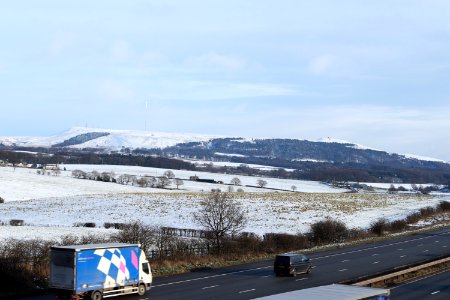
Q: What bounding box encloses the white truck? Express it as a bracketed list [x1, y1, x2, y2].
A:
[49, 243, 152, 300]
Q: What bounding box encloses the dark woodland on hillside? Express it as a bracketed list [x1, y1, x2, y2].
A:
[1, 145, 450, 184]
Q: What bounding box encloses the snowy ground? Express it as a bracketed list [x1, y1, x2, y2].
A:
[0, 166, 448, 241]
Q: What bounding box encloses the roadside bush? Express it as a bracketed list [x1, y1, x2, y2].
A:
[419, 206, 435, 218]
[73, 222, 96, 228]
[104, 222, 126, 229]
[226, 232, 263, 254]
[60, 234, 112, 246]
[406, 212, 421, 224]
[9, 219, 24, 226]
[387, 184, 397, 193]
[370, 218, 388, 236]
[347, 228, 369, 240]
[112, 221, 156, 253]
[397, 186, 408, 192]
[389, 219, 408, 232]
[0, 196, 4, 203]
[0, 238, 54, 294]
[309, 218, 348, 245]
[263, 233, 309, 252]
[439, 201, 450, 212]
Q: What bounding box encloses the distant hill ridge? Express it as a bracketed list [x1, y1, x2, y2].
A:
[1, 127, 449, 184]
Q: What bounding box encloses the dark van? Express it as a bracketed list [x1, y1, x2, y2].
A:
[274, 253, 312, 276]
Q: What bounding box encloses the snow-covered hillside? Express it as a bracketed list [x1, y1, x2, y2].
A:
[0, 165, 448, 241]
[1, 127, 448, 165]
[0, 127, 219, 150]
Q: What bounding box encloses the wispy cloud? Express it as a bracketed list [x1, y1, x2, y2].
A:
[184, 52, 245, 72]
[146, 80, 299, 100]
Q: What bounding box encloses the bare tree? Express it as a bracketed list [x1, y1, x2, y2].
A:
[71, 169, 86, 179]
[112, 221, 156, 253]
[291, 185, 297, 192]
[51, 168, 61, 176]
[174, 178, 184, 189]
[117, 174, 131, 185]
[100, 172, 112, 182]
[193, 192, 247, 251]
[157, 176, 171, 188]
[147, 176, 157, 188]
[257, 179, 267, 188]
[136, 177, 149, 187]
[164, 170, 175, 179]
[230, 177, 241, 186]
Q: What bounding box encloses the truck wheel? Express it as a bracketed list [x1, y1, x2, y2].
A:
[91, 291, 103, 300]
[138, 284, 146, 296]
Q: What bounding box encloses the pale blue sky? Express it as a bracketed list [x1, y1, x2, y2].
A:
[1, 1, 449, 160]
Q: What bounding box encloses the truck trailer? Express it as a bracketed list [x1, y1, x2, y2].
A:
[49, 243, 152, 300]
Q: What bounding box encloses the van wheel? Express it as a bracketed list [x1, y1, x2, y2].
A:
[292, 269, 297, 277]
[91, 291, 102, 300]
[306, 267, 312, 274]
[138, 283, 146, 296]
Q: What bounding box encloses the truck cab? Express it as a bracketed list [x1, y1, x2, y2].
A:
[138, 251, 152, 295]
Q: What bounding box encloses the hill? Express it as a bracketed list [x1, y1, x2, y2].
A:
[1, 127, 449, 184]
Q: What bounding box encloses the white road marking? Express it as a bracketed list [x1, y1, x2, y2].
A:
[397, 248, 403, 251]
[342, 259, 350, 262]
[435, 240, 439, 243]
[261, 275, 272, 278]
[400, 255, 406, 258]
[339, 268, 348, 272]
[312, 266, 317, 269]
[418, 243, 423, 247]
[202, 285, 219, 290]
[152, 230, 450, 288]
[296, 278, 308, 281]
[431, 291, 440, 295]
[423, 249, 429, 252]
[373, 261, 380, 264]
[372, 253, 379, 256]
[391, 269, 450, 289]
[153, 266, 271, 287]
[239, 289, 256, 294]
[443, 245, 447, 248]
[311, 230, 449, 262]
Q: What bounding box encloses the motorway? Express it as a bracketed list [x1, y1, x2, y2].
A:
[391, 269, 450, 299]
[15, 227, 450, 300]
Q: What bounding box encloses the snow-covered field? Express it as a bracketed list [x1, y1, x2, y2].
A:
[0, 166, 448, 241]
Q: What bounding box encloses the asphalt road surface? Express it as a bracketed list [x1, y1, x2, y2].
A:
[15, 227, 450, 300]
[390, 269, 450, 300]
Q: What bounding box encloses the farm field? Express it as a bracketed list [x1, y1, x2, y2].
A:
[0, 165, 448, 241]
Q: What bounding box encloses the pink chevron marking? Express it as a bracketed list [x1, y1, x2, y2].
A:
[131, 250, 139, 269]
[119, 261, 126, 273]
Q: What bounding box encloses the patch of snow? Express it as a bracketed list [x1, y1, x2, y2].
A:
[292, 158, 332, 163]
[214, 152, 247, 158]
[317, 137, 377, 151]
[403, 154, 447, 163]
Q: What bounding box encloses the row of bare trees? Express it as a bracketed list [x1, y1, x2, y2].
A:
[71, 169, 184, 189]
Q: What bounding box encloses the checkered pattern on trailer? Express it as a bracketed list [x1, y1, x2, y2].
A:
[94, 248, 131, 288]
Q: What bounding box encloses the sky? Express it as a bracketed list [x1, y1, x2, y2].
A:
[1, 1, 450, 160]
